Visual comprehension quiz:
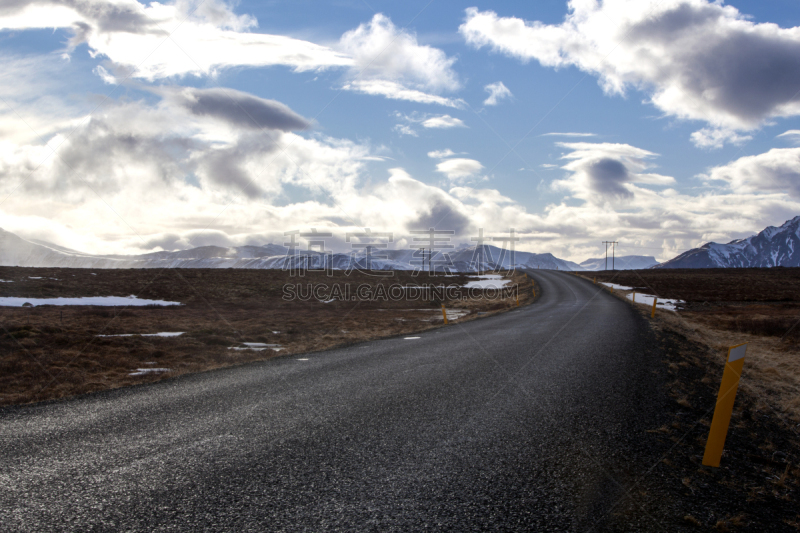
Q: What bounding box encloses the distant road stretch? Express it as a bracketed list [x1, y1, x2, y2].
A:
[1, 271, 667, 531]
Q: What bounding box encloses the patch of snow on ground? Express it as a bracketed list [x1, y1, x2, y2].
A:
[600, 282, 684, 311]
[228, 343, 282, 351]
[626, 293, 684, 311]
[443, 308, 470, 319]
[600, 282, 634, 291]
[98, 332, 184, 337]
[464, 275, 511, 289]
[28, 277, 43, 279]
[129, 368, 170, 376]
[0, 296, 182, 307]
[0, 279, 11, 282]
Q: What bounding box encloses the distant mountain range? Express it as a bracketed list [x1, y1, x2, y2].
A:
[5, 217, 799, 272]
[0, 228, 585, 271]
[0, 228, 648, 272]
[658, 216, 800, 268]
[579, 255, 659, 271]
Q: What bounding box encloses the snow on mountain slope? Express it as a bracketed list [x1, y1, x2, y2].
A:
[0, 229, 584, 272]
[658, 216, 800, 268]
[579, 255, 660, 271]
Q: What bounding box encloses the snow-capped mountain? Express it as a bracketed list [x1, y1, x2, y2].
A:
[0, 229, 585, 272]
[579, 255, 660, 271]
[658, 216, 800, 268]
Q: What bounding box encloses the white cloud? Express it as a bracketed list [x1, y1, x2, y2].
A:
[483, 81, 512, 106]
[393, 124, 417, 136]
[777, 130, 800, 145]
[3, 101, 800, 264]
[342, 80, 465, 108]
[461, 3, 800, 146]
[421, 115, 465, 129]
[338, 14, 463, 106]
[436, 158, 484, 181]
[339, 14, 460, 93]
[0, 0, 353, 80]
[428, 149, 456, 159]
[0, 4, 465, 106]
[93, 65, 117, 84]
[690, 128, 752, 150]
[705, 147, 800, 198]
[540, 132, 597, 137]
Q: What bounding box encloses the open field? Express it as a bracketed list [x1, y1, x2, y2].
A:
[0, 267, 534, 406]
[582, 268, 800, 421]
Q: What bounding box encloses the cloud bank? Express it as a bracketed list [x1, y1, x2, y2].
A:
[461, 1, 800, 146]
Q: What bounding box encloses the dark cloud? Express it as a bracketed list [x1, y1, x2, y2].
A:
[626, 3, 722, 42]
[178, 88, 312, 131]
[585, 158, 633, 200]
[198, 133, 279, 199]
[142, 233, 186, 251]
[407, 199, 471, 237]
[622, 3, 800, 125]
[42, 119, 196, 195]
[464, 2, 800, 134]
[65, 0, 159, 34]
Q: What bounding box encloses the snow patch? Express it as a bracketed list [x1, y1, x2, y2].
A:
[600, 283, 684, 311]
[599, 282, 634, 291]
[228, 343, 282, 352]
[97, 332, 184, 337]
[0, 296, 181, 307]
[626, 293, 684, 311]
[0, 296, 182, 307]
[464, 275, 511, 289]
[129, 368, 170, 376]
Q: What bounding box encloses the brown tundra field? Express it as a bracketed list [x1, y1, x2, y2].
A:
[0, 267, 533, 406]
[583, 268, 800, 421]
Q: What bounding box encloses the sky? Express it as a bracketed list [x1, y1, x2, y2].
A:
[1, 0, 800, 262]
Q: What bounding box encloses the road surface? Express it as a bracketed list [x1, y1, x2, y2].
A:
[1, 271, 674, 531]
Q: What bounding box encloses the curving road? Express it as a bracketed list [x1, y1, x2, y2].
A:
[0, 271, 674, 532]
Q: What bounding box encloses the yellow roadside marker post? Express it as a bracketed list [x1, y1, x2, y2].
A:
[651, 297, 658, 318]
[703, 343, 748, 467]
[632, 291, 636, 302]
[441, 305, 448, 324]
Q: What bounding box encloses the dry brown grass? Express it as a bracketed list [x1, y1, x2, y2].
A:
[0, 267, 536, 406]
[576, 269, 800, 422]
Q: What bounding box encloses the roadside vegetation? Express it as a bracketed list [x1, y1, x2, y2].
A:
[0, 267, 535, 406]
[578, 268, 800, 530]
[583, 268, 800, 422]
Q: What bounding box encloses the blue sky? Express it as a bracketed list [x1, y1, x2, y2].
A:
[1, 0, 800, 261]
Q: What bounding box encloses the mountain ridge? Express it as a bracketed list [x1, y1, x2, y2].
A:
[657, 216, 800, 268]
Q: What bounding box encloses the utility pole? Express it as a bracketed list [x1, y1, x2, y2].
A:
[612, 241, 617, 270]
[602, 241, 618, 270]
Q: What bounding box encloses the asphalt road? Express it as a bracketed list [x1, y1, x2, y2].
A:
[0, 271, 674, 532]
